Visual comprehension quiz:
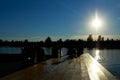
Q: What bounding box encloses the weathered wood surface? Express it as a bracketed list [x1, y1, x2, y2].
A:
[0, 53, 118, 80]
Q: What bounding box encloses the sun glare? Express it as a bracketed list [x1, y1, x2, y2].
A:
[91, 12, 102, 30]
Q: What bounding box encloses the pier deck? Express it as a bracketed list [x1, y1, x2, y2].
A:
[0, 53, 118, 80]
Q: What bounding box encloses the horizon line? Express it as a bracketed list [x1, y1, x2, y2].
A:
[1, 34, 120, 41]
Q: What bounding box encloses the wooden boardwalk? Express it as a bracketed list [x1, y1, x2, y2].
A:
[0, 53, 118, 80]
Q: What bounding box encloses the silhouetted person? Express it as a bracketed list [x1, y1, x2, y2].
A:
[67, 48, 76, 58]
[76, 47, 84, 57]
[36, 48, 45, 62]
[76, 41, 84, 57]
[52, 47, 59, 58]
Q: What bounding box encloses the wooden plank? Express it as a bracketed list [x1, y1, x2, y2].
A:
[0, 54, 118, 80]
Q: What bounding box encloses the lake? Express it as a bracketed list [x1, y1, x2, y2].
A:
[84, 48, 120, 78]
[42, 47, 68, 56]
[0, 47, 120, 78]
[0, 47, 22, 54]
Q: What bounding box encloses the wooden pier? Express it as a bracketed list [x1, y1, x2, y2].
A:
[0, 53, 118, 80]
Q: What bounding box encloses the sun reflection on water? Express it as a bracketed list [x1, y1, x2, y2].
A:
[95, 50, 101, 60]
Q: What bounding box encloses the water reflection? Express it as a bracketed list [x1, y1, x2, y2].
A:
[85, 53, 112, 80]
[95, 50, 101, 60]
[84, 48, 120, 78]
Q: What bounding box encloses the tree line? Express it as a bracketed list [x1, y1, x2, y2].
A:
[0, 35, 120, 49]
[1, 35, 120, 67]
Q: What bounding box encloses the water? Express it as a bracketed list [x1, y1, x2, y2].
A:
[42, 47, 52, 55]
[61, 48, 68, 56]
[0, 47, 120, 78]
[42, 47, 68, 56]
[0, 47, 22, 54]
[84, 48, 120, 78]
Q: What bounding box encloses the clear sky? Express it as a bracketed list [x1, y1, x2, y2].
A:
[0, 0, 120, 41]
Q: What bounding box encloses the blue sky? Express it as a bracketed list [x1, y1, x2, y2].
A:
[0, 0, 120, 41]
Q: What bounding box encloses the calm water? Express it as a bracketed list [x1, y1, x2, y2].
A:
[84, 48, 120, 78]
[0, 47, 120, 78]
[42, 47, 68, 56]
[0, 47, 22, 54]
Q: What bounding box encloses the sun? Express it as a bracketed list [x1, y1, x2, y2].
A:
[91, 12, 102, 30]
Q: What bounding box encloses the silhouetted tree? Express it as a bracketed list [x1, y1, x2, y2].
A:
[96, 35, 102, 49]
[87, 34, 93, 42]
[44, 37, 52, 47]
[87, 34, 94, 48]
